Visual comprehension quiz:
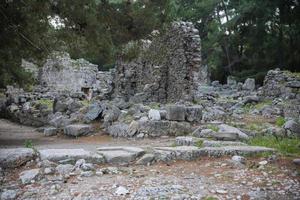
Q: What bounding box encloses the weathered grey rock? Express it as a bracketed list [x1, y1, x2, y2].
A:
[185, 106, 202, 122]
[64, 124, 93, 137]
[19, 168, 40, 184]
[166, 105, 186, 121]
[191, 127, 203, 138]
[68, 100, 83, 113]
[103, 105, 121, 124]
[84, 103, 102, 121]
[148, 109, 161, 121]
[243, 78, 255, 91]
[139, 120, 170, 137]
[0, 189, 18, 200]
[175, 136, 203, 146]
[56, 164, 74, 175]
[39, 149, 105, 164]
[194, 128, 216, 138]
[128, 120, 139, 137]
[231, 155, 246, 164]
[44, 167, 54, 175]
[199, 146, 275, 157]
[293, 158, 300, 166]
[169, 121, 191, 136]
[107, 123, 129, 137]
[80, 170, 94, 177]
[49, 113, 71, 128]
[202, 107, 226, 122]
[115, 186, 129, 196]
[218, 124, 249, 140]
[261, 69, 300, 99]
[283, 120, 300, 137]
[43, 127, 58, 136]
[0, 148, 36, 168]
[154, 146, 202, 161]
[286, 80, 300, 88]
[242, 96, 260, 104]
[97, 146, 145, 164]
[136, 154, 155, 165]
[202, 140, 247, 147]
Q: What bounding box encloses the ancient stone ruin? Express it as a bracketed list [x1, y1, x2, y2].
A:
[1, 21, 300, 200]
[113, 22, 209, 103]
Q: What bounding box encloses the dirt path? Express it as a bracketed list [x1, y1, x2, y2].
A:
[0, 119, 174, 151]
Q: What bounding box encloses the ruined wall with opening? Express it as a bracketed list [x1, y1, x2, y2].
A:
[113, 21, 209, 103]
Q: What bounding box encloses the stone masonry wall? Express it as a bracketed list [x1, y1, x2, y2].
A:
[113, 21, 209, 103]
[39, 52, 113, 97]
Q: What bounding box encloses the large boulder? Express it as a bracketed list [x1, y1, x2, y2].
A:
[49, 112, 71, 128]
[0, 148, 36, 168]
[218, 124, 249, 140]
[148, 109, 161, 121]
[19, 168, 40, 184]
[283, 120, 300, 137]
[64, 124, 93, 137]
[185, 106, 202, 122]
[138, 121, 170, 137]
[166, 105, 186, 121]
[107, 123, 129, 137]
[242, 78, 255, 91]
[84, 102, 103, 121]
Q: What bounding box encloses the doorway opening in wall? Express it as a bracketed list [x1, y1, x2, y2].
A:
[81, 87, 90, 95]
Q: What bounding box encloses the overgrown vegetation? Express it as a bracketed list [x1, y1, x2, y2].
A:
[207, 124, 219, 132]
[275, 117, 286, 127]
[24, 139, 34, 148]
[248, 135, 300, 156]
[36, 99, 53, 110]
[195, 140, 204, 148]
[243, 100, 273, 113]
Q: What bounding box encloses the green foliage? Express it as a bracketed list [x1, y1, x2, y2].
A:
[275, 117, 286, 127]
[207, 124, 219, 132]
[80, 100, 90, 107]
[243, 100, 272, 113]
[202, 197, 218, 200]
[248, 135, 300, 156]
[1, 0, 300, 88]
[195, 140, 203, 148]
[24, 140, 34, 149]
[36, 99, 53, 110]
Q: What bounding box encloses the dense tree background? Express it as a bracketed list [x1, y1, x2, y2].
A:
[1, 0, 299, 88]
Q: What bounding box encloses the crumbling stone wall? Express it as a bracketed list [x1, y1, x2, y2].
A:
[113, 21, 209, 103]
[261, 69, 300, 99]
[39, 52, 113, 97]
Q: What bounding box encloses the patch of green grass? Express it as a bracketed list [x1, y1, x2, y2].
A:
[202, 197, 218, 200]
[80, 100, 90, 107]
[207, 124, 219, 132]
[24, 140, 34, 148]
[149, 102, 160, 109]
[171, 143, 178, 147]
[242, 100, 273, 113]
[36, 99, 53, 110]
[195, 140, 203, 148]
[247, 135, 300, 156]
[275, 116, 286, 127]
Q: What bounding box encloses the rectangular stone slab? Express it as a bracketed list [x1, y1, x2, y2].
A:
[39, 149, 105, 164]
